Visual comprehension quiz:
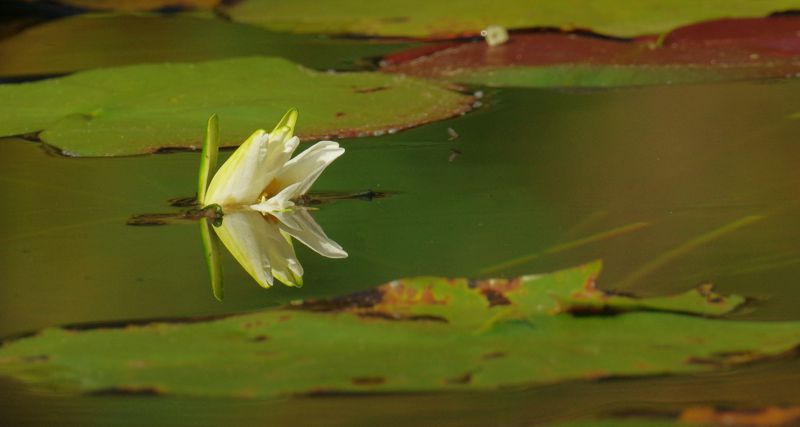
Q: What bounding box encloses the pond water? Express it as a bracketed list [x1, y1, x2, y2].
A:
[2, 356, 799, 426]
[1, 12, 800, 427]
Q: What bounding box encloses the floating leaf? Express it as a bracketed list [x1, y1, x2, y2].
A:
[0, 57, 473, 156]
[0, 14, 416, 78]
[546, 421, 679, 427]
[680, 406, 800, 427]
[1, 262, 798, 398]
[382, 17, 800, 88]
[221, 0, 800, 38]
[19, 0, 218, 11]
[548, 406, 800, 427]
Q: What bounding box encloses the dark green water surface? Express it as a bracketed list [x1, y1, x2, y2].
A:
[2, 356, 799, 426]
[1, 79, 799, 425]
[3, 80, 799, 336]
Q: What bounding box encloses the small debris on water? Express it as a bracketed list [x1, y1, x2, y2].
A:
[447, 127, 459, 141]
[449, 148, 462, 162]
[481, 25, 509, 46]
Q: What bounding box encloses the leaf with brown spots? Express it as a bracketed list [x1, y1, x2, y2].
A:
[543, 406, 800, 427]
[0, 262, 798, 398]
[680, 406, 800, 426]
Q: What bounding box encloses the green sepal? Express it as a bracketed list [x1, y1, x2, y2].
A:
[200, 216, 224, 301]
[197, 114, 220, 205]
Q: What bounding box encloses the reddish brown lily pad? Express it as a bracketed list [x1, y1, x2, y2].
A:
[382, 16, 800, 87]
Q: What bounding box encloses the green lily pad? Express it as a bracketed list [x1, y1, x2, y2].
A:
[0, 14, 416, 78]
[221, 0, 800, 38]
[382, 17, 800, 88]
[0, 57, 473, 156]
[19, 0, 217, 11]
[1, 262, 798, 398]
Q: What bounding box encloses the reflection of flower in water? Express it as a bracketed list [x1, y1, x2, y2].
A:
[203, 109, 346, 288]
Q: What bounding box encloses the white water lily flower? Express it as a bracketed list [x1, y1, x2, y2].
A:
[202, 109, 347, 288]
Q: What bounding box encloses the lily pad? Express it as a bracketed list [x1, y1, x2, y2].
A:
[0, 57, 473, 156]
[0, 14, 416, 78]
[221, 0, 800, 38]
[1, 262, 798, 398]
[382, 17, 800, 88]
[546, 421, 680, 427]
[548, 406, 800, 427]
[19, 0, 217, 11]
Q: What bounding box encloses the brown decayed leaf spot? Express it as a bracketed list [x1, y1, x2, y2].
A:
[680, 406, 800, 427]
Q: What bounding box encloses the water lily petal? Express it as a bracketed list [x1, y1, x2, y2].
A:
[275, 208, 348, 259]
[265, 233, 304, 288]
[276, 141, 344, 196]
[204, 128, 300, 207]
[212, 210, 305, 288]
[212, 210, 275, 288]
[249, 182, 301, 214]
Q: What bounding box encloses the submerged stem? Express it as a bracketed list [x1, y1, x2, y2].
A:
[127, 205, 222, 226]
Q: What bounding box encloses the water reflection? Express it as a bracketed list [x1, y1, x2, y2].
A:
[212, 208, 346, 290]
